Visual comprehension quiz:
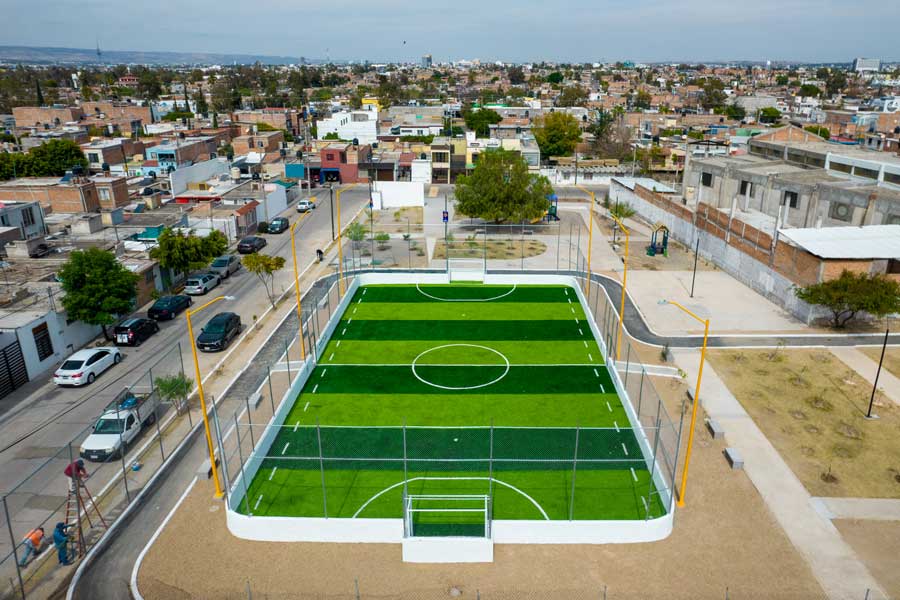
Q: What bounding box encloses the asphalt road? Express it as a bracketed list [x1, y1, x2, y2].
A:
[0, 186, 369, 561]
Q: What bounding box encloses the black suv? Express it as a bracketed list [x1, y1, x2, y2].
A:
[267, 217, 289, 234]
[196, 312, 242, 352]
[114, 318, 160, 346]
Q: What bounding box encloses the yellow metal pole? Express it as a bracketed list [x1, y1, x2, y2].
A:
[334, 183, 357, 297]
[608, 214, 629, 360]
[185, 295, 228, 498]
[666, 300, 709, 507]
[289, 220, 306, 360]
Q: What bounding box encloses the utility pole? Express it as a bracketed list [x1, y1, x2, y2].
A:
[866, 328, 890, 419]
[328, 184, 335, 240]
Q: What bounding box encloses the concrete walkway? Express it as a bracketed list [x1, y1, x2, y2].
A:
[830, 347, 900, 406]
[812, 497, 900, 521]
[673, 348, 886, 600]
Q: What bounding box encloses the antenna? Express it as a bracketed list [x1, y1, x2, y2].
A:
[96, 38, 102, 63]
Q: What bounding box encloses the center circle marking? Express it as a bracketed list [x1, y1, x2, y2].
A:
[411, 344, 510, 390]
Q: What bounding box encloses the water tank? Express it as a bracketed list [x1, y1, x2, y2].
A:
[230, 167, 241, 180]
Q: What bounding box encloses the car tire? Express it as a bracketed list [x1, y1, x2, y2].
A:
[114, 353, 122, 364]
[87, 372, 96, 384]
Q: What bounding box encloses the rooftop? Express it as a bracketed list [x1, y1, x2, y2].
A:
[777, 225, 900, 259]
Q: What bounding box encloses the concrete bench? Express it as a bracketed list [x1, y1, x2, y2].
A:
[724, 447, 743, 470]
[197, 453, 220, 479]
[706, 418, 725, 440]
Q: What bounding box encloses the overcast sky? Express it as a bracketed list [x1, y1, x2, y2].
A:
[3, 0, 898, 63]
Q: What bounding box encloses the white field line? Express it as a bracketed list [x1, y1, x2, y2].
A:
[593, 368, 600, 377]
[600, 383, 606, 392]
[253, 495, 263, 511]
[281, 442, 290, 455]
[328, 353, 334, 361]
[336, 340, 341, 347]
[607, 401, 612, 412]
[588, 353, 594, 361]
[303, 401, 310, 412]
[583, 341, 588, 348]
[574, 318, 579, 325]
[293, 420, 300, 432]
[268, 467, 278, 481]
[312, 384, 319, 393]
[579, 329, 584, 336]
[614, 421, 619, 432]
[341, 328, 347, 336]
[321, 369, 327, 377]
[621, 443, 629, 456]
[567, 298, 572, 304]
[630, 468, 638, 482]
[363, 289, 367, 296]
[571, 307, 576, 314]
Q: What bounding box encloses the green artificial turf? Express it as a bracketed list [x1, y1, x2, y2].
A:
[237, 283, 668, 526]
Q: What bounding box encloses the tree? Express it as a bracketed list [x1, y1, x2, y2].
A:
[533, 111, 581, 158]
[546, 72, 564, 84]
[775, 74, 789, 85]
[463, 107, 502, 138]
[804, 125, 830, 140]
[35, 79, 44, 106]
[825, 70, 847, 96]
[633, 89, 652, 110]
[557, 86, 588, 107]
[347, 222, 367, 249]
[454, 148, 552, 223]
[700, 78, 727, 110]
[795, 271, 900, 328]
[58, 248, 139, 339]
[149, 229, 228, 280]
[193, 85, 208, 116]
[759, 107, 781, 123]
[155, 372, 194, 414]
[609, 202, 636, 220]
[507, 66, 526, 85]
[798, 84, 821, 98]
[0, 139, 88, 180]
[242, 253, 286, 309]
[724, 103, 746, 120]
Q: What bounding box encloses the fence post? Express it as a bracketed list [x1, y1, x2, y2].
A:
[520, 224, 525, 270]
[211, 397, 230, 508]
[402, 421, 408, 503]
[3, 496, 25, 600]
[317, 420, 328, 518]
[266, 365, 276, 414]
[556, 223, 561, 273]
[569, 426, 580, 521]
[115, 402, 131, 502]
[233, 412, 251, 515]
[355, 577, 361, 600]
[645, 414, 662, 521]
[576, 222, 582, 274]
[637, 368, 646, 420]
[284, 338, 292, 382]
[488, 420, 494, 499]
[149, 367, 166, 462]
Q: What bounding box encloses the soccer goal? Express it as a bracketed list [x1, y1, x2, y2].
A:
[448, 258, 486, 282]
[403, 494, 492, 539]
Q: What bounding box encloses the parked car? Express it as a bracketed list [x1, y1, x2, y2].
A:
[196, 312, 242, 352]
[299, 180, 318, 190]
[184, 273, 220, 295]
[148, 294, 192, 320]
[237, 236, 267, 254]
[80, 387, 161, 461]
[267, 217, 289, 234]
[114, 318, 160, 346]
[209, 255, 241, 279]
[296, 199, 316, 213]
[54, 347, 122, 386]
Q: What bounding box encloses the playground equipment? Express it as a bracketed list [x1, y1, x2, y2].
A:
[646, 223, 669, 257]
[533, 194, 560, 223]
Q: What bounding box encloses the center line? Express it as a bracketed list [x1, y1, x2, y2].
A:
[254, 495, 263, 510]
[312, 384, 319, 393]
[621, 443, 629, 456]
[303, 401, 310, 411]
[268, 467, 278, 481]
[281, 442, 290, 455]
[293, 420, 300, 432]
[321, 369, 327, 378]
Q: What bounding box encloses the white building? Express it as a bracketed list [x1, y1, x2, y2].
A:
[852, 58, 881, 73]
[316, 111, 378, 145]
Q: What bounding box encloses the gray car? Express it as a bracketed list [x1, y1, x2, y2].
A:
[209, 255, 241, 279]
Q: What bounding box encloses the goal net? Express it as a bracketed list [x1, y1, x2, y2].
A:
[448, 259, 486, 282]
[403, 494, 491, 538]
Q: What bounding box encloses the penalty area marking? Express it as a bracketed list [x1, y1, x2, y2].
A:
[352, 476, 549, 520]
[415, 283, 517, 302]
[411, 344, 510, 390]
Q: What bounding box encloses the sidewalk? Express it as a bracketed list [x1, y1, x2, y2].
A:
[812, 497, 900, 521]
[672, 348, 886, 600]
[830, 347, 900, 406]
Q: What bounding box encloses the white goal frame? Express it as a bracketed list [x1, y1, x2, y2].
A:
[403, 494, 492, 539]
[448, 258, 486, 282]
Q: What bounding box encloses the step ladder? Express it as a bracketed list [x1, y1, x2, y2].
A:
[63, 476, 108, 558]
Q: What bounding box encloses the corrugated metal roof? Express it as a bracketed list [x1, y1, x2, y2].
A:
[777, 225, 900, 259]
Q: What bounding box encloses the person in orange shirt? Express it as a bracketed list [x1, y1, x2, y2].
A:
[18, 527, 44, 567]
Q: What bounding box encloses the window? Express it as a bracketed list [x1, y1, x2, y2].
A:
[583, 172, 594, 180]
[22, 206, 35, 227]
[739, 180, 752, 197]
[326, 153, 334, 161]
[0, 215, 8, 226]
[98, 188, 111, 202]
[701, 172, 713, 187]
[88, 153, 100, 163]
[32, 322, 53, 361]
[340, 152, 347, 164]
[888, 259, 900, 274]
[829, 202, 853, 222]
[782, 191, 799, 208]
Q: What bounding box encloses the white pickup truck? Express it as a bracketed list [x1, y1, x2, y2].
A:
[79, 387, 161, 462]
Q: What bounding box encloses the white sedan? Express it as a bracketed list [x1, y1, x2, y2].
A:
[53, 347, 122, 386]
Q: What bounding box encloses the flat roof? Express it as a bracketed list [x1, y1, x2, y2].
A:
[778, 225, 900, 259]
[612, 177, 677, 194]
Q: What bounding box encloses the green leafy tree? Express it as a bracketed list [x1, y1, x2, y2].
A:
[795, 271, 900, 328]
[533, 111, 581, 158]
[633, 89, 652, 110]
[759, 107, 781, 123]
[347, 222, 367, 249]
[507, 66, 526, 85]
[825, 70, 847, 95]
[609, 202, 636, 220]
[775, 74, 789, 85]
[463, 107, 502, 138]
[194, 85, 208, 116]
[0, 139, 88, 180]
[242, 253, 286, 309]
[724, 104, 746, 120]
[149, 229, 228, 280]
[700, 78, 727, 110]
[454, 148, 552, 223]
[804, 125, 830, 140]
[162, 110, 194, 122]
[546, 72, 564, 84]
[58, 248, 139, 339]
[798, 84, 822, 97]
[557, 86, 588, 107]
[155, 373, 194, 413]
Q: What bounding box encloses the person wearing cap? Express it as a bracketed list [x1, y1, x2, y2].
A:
[18, 527, 44, 566]
[52, 522, 74, 565]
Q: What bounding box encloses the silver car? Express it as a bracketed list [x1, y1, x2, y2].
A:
[184, 273, 220, 295]
[209, 255, 241, 279]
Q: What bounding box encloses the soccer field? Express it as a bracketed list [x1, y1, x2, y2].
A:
[236, 283, 667, 528]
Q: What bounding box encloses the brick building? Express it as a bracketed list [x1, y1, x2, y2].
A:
[12, 106, 84, 129]
[89, 176, 131, 209]
[231, 109, 303, 135]
[81, 138, 147, 172]
[232, 130, 284, 155]
[0, 177, 101, 213]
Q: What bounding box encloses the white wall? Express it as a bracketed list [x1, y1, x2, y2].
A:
[14, 310, 101, 380]
[168, 158, 230, 195]
[316, 111, 378, 145]
[254, 185, 288, 222]
[372, 182, 425, 209]
[411, 160, 432, 184]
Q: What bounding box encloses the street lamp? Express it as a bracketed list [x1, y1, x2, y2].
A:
[185, 294, 235, 498]
[335, 183, 358, 296]
[660, 299, 710, 507]
[574, 185, 596, 299]
[608, 211, 629, 361]
[289, 220, 307, 361]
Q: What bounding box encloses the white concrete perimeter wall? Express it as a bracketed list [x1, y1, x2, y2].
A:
[373, 181, 425, 209]
[226, 272, 674, 544]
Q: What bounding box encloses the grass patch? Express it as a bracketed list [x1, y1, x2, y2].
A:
[433, 239, 547, 260]
[708, 349, 900, 498]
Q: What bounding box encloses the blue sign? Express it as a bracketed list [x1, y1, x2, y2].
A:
[442, 210, 449, 223]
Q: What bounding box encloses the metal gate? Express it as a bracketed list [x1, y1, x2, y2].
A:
[0, 340, 28, 398]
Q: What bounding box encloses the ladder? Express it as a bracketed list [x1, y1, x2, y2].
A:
[63, 476, 108, 557]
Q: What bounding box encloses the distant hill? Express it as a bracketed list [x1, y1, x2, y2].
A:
[0, 45, 315, 65]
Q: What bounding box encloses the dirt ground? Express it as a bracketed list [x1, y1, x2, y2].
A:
[706, 349, 900, 498]
[594, 216, 716, 273]
[860, 346, 900, 380]
[832, 519, 900, 599]
[138, 375, 824, 600]
[352, 207, 424, 234]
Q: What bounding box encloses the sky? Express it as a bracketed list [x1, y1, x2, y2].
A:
[2, 0, 899, 64]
